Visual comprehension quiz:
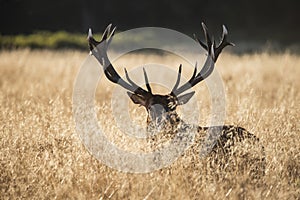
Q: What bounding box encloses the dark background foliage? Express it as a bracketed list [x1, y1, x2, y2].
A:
[0, 0, 299, 48]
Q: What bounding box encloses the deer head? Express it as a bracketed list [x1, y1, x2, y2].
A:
[88, 23, 233, 128]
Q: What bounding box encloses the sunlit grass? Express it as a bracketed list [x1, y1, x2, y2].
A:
[0, 49, 299, 199]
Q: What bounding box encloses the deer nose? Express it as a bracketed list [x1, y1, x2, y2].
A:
[149, 104, 166, 121]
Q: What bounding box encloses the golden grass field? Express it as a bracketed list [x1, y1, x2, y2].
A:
[0, 49, 299, 199]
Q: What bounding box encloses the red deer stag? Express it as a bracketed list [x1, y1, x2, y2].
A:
[87, 23, 265, 177]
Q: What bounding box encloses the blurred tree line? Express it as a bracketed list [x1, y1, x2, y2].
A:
[0, 0, 299, 46]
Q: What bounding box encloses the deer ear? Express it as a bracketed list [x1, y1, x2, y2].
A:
[177, 91, 195, 105]
[127, 92, 146, 106]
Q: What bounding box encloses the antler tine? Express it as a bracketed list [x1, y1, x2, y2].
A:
[201, 22, 213, 53]
[88, 24, 149, 96]
[143, 68, 152, 93]
[124, 68, 149, 94]
[124, 68, 135, 85]
[214, 25, 235, 60]
[194, 23, 233, 62]
[100, 23, 112, 42]
[107, 26, 116, 46]
[171, 62, 199, 95]
[87, 28, 100, 51]
[171, 64, 182, 93]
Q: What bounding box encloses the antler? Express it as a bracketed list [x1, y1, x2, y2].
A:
[194, 22, 234, 61]
[171, 22, 233, 96]
[88, 23, 233, 98]
[88, 24, 152, 96]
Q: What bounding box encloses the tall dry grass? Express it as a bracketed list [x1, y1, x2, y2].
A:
[0, 49, 299, 199]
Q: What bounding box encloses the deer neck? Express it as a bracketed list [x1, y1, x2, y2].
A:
[146, 111, 184, 133]
[146, 112, 208, 138]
